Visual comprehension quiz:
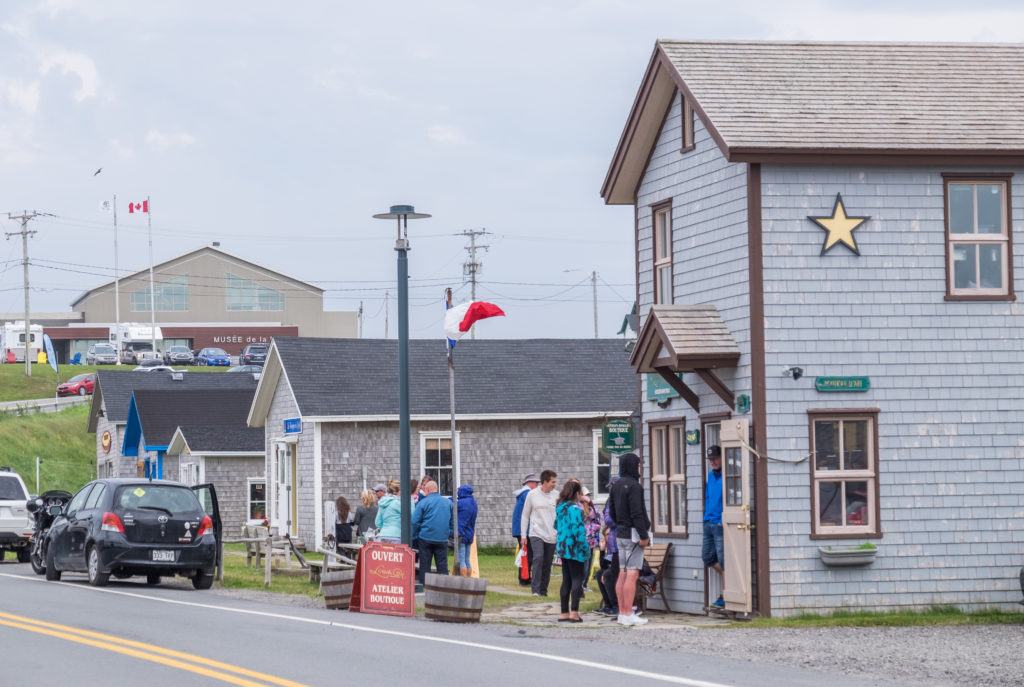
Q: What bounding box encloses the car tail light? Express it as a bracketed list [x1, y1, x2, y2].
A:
[101, 512, 125, 534]
[196, 515, 214, 537]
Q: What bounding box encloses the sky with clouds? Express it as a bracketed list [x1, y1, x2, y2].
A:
[1, 0, 1022, 339]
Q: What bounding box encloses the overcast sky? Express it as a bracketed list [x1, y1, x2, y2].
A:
[1, 0, 1022, 339]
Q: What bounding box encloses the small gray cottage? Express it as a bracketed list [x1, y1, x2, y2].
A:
[246, 337, 638, 548]
[603, 40, 1024, 617]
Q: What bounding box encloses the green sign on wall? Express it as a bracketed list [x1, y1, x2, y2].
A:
[646, 372, 682, 402]
[685, 429, 701, 446]
[815, 376, 870, 392]
[602, 419, 635, 452]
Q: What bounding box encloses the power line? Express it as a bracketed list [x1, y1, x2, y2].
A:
[461, 228, 490, 339]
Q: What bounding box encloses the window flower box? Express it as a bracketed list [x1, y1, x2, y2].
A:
[818, 543, 877, 567]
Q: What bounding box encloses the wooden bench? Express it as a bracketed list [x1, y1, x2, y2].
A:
[239, 525, 289, 567]
[308, 543, 362, 583]
[638, 542, 673, 612]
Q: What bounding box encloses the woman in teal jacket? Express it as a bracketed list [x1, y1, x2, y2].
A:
[375, 480, 404, 542]
[555, 479, 590, 622]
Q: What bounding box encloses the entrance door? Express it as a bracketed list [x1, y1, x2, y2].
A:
[275, 442, 297, 536]
[702, 420, 723, 609]
[720, 418, 752, 613]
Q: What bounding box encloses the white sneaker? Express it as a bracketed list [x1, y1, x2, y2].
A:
[630, 614, 649, 626]
[616, 614, 630, 626]
[620, 613, 648, 626]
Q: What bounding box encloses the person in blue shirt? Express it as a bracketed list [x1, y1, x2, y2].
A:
[412, 479, 453, 585]
[703, 445, 725, 610]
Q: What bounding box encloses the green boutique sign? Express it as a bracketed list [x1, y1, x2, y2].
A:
[646, 372, 681, 402]
[602, 419, 635, 452]
[815, 376, 870, 392]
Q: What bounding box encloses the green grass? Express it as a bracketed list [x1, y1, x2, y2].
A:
[217, 544, 324, 598]
[740, 605, 1024, 629]
[0, 364, 226, 403]
[0, 405, 95, 494]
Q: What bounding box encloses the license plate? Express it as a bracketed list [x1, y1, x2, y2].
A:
[152, 550, 175, 562]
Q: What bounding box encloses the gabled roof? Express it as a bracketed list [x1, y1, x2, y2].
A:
[603, 40, 1024, 204]
[89, 369, 258, 432]
[630, 305, 740, 373]
[124, 388, 258, 455]
[249, 337, 638, 425]
[71, 245, 322, 307]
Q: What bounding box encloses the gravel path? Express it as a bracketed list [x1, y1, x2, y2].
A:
[525, 622, 1024, 687]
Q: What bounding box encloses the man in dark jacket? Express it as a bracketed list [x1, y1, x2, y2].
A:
[412, 480, 453, 585]
[608, 453, 650, 626]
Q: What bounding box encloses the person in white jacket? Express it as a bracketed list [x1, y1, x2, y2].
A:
[520, 469, 558, 596]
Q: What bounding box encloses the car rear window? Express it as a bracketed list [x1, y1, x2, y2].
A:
[0, 476, 27, 501]
[114, 485, 202, 515]
[248, 345, 267, 352]
[208, 348, 227, 356]
[96, 345, 115, 353]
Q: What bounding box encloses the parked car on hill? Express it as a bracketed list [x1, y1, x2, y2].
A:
[86, 343, 118, 365]
[0, 467, 32, 563]
[163, 345, 195, 366]
[56, 373, 96, 397]
[196, 348, 230, 366]
[43, 479, 220, 589]
[240, 343, 268, 366]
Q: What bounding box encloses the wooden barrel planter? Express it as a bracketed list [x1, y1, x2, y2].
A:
[424, 573, 487, 623]
[321, 569, 356, 610]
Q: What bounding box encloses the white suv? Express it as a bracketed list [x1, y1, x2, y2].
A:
[0, 468, 32, 563]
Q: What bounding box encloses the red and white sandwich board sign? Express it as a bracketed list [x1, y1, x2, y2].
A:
[349, 542, 416, 617]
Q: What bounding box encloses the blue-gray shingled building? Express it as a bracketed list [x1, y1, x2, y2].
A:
[247, 337, 639, 547]
[604, 40, 1024, 617]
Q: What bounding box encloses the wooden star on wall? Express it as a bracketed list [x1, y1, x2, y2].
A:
[807, 194, 869, 256]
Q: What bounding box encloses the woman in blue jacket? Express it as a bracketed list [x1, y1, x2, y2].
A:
[555, 479, 589, 622]
[455, 484, 478, 576]
[374, 480, 404, 542]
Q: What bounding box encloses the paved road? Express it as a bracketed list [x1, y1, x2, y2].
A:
[0, 395, 89, 415]
[0, 561, 884, 687]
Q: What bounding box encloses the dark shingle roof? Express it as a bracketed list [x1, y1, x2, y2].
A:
[274, 338, 638, 417]
[95, 370, 258, 424]
[135, 388, 261, 450]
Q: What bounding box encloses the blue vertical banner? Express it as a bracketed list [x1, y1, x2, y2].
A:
[42, 333, 58, 375]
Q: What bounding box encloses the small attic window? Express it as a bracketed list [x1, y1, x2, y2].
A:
[680, 93, 694, 153]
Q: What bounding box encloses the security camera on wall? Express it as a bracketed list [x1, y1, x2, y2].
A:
[782, 366, 804, 380]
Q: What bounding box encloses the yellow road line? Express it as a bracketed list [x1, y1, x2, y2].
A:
[0, 611, 310, 687]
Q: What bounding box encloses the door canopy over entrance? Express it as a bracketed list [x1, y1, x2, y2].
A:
[630, 305, 741, 412]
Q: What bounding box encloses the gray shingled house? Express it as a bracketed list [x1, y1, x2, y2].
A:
[89, 370, 258, 479]
[247, 337, 638, 548]
[604, 40, 1024, 617]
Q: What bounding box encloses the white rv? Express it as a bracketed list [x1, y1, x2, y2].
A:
[0, 321, 44, 363]
[110, 324, 164, 364]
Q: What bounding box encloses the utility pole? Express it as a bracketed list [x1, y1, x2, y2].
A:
[5, 211, 47, 377]
[357, 301, 364, 338]
[384, 291, 389, 339]
[460, 228, 489, 339]
[112, 195, 122, 364]
[591, 270, 598, 338]
[147, 196, 157, 355]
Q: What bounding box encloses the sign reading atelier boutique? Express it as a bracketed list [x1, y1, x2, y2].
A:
[349, 542, 416, 617]
[602, 418, 635, 452]
[815, 376, 871, 392]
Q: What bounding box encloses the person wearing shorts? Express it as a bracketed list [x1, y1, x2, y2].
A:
[703, 445, 725, 609]
[607, 453, 650, 627]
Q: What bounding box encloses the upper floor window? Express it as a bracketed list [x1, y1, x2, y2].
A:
[680, 94, 694, 153]
[809, 410, 880, 539]
[226, 273, 285, 311]
[653, 203, 673, 304]
[131, 274, 189, 312]
[944, 176, 1014, 300]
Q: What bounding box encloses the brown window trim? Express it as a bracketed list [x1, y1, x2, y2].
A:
[680, 93, 695, 154]
[942, 173, 1015, 302]
[807, 408, 882, 540]
[648, 419, 688, 539]
[650, 200, 673, 305]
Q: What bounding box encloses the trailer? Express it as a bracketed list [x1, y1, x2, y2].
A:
[0, 321, 43, 363]
[111, 324, 163, 364]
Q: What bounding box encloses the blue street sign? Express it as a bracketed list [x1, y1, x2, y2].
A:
[283, 418, 302, 434]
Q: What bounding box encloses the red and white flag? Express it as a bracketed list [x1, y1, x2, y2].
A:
[128, 200, 149, 214]
[444, 300, 505, 347]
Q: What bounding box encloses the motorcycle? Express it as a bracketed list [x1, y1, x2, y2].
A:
[25, 490, 72, 576]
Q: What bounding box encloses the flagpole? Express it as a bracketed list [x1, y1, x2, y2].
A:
[446, 288, 460, 575]
[113, 194, 121, 365]
[147, 196, 156, 357]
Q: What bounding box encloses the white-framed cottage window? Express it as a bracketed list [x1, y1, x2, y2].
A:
[419, 431, 460, 497]
[809, 410, 880, 538]
[178, 459, 203, 486]
[652, 202, 673, 305]
[248, 479, 267, 521]
[944, 176, 1014, 300]
[649, 421, 686, 537]
[592, 429, 612, 502]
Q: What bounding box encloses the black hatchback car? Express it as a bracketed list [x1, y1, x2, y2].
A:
[44, 479, 220, 589]
[240, 343, 268, 366]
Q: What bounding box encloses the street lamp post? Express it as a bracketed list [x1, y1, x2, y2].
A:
[373, 204, 431, 546]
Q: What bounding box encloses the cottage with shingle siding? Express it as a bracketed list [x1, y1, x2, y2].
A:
[604, 40, 1024, 617]
[247, 337, 638, 548]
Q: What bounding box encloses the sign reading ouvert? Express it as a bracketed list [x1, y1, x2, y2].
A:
[349, 542, 416, 617]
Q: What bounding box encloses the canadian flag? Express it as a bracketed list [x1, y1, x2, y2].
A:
[444, 300, 505, 347]
[128, 200, 149, 214]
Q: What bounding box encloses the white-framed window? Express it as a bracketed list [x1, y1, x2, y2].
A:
[419, 431, 460, 497]
[178, 459, 203, 487]
[653, 203, 673, 304]
[248, 479, 267, 520]
[945, 177, 1013, 299]
[226, 273, 285, 311]
[649, 421, 686, 536]
[592, 430, 612, 502]
[131, 274, 189, 312]
[809, 411, 880, 538]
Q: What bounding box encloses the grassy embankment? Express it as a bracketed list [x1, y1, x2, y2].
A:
[0, 363, 226, 404]
[739, 605, 1024, 628]
[0, 404, 95, 494]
